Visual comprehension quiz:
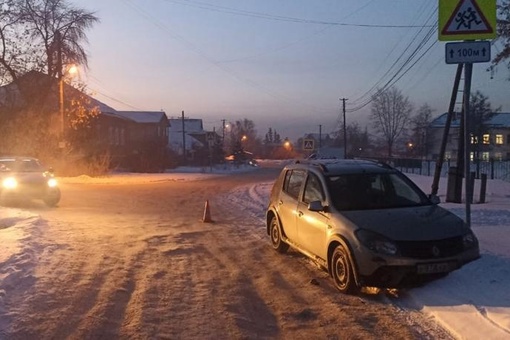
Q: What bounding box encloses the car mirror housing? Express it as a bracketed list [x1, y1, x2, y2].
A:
[308, 200, 324, 212]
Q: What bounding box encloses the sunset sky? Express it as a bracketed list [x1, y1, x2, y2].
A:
[71, 0, 509, 141]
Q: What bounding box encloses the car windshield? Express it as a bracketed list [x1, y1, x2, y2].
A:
[0, 159, 45, 172]
[327, 172, 430, 211]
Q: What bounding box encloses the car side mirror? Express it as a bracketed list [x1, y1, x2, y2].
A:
[308, 200, 325, 212]
[429, 194, 440, 205]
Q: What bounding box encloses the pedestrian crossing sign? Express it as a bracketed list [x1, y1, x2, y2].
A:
[303, 139, 314, 150]
[439, 0, 496, 41]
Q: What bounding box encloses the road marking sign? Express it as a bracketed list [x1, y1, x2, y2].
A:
[445, 41, 491, 64]
[303, 139, 314, 150]
[439, 0, 496, 41]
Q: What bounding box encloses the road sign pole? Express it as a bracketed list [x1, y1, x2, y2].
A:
[463, 62, 473, 228]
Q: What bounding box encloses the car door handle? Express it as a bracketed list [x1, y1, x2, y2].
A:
[298, 211, 304, 217]
[278, 200, 283, 206]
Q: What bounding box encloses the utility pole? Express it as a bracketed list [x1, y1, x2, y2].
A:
[463, 63, 474, 228]
[55, 30, 65, 148]
[341, 98, 348, 158]
[221, 119, 226, 150]
[431, 63, 463, 197]
[181, 111, 186, 164]
[319, 125, 322, 150]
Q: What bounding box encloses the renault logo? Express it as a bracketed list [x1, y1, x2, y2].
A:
[432, 246, 441, 257]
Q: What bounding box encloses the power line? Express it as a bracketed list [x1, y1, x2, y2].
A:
[161, 0, 435, 28]
[346, 13, 439, 113]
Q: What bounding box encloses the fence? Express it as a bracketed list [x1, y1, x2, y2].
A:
[375, 158, 510, 182]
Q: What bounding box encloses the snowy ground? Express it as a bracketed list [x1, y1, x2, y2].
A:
[1, 160, 510, 339]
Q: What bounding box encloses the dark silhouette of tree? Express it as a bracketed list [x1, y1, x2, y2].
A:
[468, 91, 500, 160]
[370, 87, 413, 157]
[345, 122, 370, 157]
[264, 128, 281, 144]
[0, 0, 99, 84]
[493, 1, 510, 72]
[411, 104, 435, 158]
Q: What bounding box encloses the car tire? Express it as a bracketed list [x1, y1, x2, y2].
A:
[331, 245, 357, 294]
[43, 188, 61, 207]
[270, 216, 289, 253]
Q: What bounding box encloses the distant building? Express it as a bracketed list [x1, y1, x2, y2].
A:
[167, 118, 220, 163]
[428, 112, 510, 161]
[0, 71, 170, 171]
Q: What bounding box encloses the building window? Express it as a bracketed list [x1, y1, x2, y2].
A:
[495, 152, 503, 161]
[444, 151, 451, 160]
[109, 127, 114, 145]
[482, 152, 490, 161]
[482, 134, 490, 145]
[471, 135, 478, 144]
[115, 127, 120, 145]
[496, 134, 504, 145]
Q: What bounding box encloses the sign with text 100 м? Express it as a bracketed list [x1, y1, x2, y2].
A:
[445, 40, 491, 64]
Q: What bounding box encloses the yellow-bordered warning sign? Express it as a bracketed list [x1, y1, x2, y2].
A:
[303, 139, 314, 150]
[439, 0, 496, 41]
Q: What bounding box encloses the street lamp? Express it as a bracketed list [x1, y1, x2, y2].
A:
[59, 64, 77, 148]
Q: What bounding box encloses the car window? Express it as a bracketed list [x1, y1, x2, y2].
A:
[327, 173, 429, 210]
[391, 173, 425, 205]
[20, 159, 43, 171]
[303, 173, 324, 204]
[283, 169, 306, 200]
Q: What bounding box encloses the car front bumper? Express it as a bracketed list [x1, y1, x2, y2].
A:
[354, 245, 480, 288]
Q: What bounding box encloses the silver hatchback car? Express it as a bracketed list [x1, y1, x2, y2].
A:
[266, 159, 480, 294]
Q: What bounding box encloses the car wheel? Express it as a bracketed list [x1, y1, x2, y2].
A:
[331, 245, 357, 294]
[270, 216, 289, 253]
[43, 188, 61, 207]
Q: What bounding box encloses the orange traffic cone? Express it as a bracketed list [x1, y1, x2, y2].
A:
[202, 200, 213, 223]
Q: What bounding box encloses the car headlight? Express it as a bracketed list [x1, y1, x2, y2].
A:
[355, 229, 399, 256]
[2, 177, 18, 189]
[47, 178, 58, 188]
[462, 230, 478, 249]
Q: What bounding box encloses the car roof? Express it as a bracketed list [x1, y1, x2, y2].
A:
[286, 159, 395, 176]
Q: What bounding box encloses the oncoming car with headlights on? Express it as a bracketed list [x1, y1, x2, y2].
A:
[0, 156, 61, 207]
[266, 159, 480, 294]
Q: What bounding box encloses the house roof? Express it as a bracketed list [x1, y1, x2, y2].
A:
[0, 71, 167, 125]
[168, 118, 203, 132]
[430, 112, 510, 128]
[116, 111, 168, 124]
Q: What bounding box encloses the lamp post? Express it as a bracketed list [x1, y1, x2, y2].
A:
[59, 65, 77, 148]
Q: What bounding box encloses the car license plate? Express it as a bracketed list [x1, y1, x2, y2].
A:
[417, 262, 456, 274]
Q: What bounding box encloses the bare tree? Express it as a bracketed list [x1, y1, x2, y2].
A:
[469, 91, 500, 158]
[344, 122, 370, 157]
[0, 0, 98, 84]
[493, 0, 510, 72]
[411, 104, 435, 158]
[370, 87, 413, 157]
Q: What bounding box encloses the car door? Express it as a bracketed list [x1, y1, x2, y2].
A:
[277, 169, 306, 242]
[296, 172, 329, 259]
